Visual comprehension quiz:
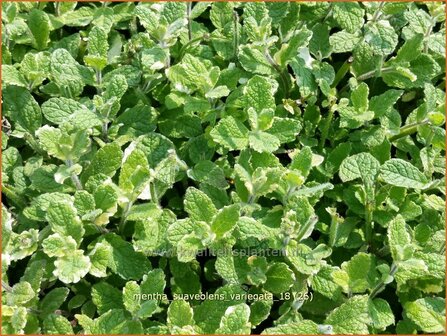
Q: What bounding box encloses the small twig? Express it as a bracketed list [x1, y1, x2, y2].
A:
[356, 66, 393, 81]
[2, 280, 13, 292]
[65, 160, 83, 190]
[187, 2, 192, 41]
[178, 34, 208, 60]
[422, 13, 444, 53]
[370, 263, 398, 299]
[264, 50, 290, 97]
[364, 199, 374, 247]
[370, 2, 385, 23]
[118, 201, 132, 234]
[233, 11, 239, 59]
[319, 105, 336, 151]
[95, 69, 102, 95]
[388, 119, 430, 142]
[332, 59, 352, 88]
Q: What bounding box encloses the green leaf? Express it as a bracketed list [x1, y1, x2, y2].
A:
[2, 65, 27, 87]
[187, 161, 228, 189]
[6, 281, 35, 306]
[290, 146, 313, 178]
[332, 3, 365, 33]
[167, 300, 194, 328]
[265, 117, 301, 143]
[310, 23, 331, 59]
[210, 116, 250, 151]
[3, 86, 42, 134]
[50, 48, 86, 98]
[405, 297, 445, 333]
[46, 201, 84, 243]
[369, 89, 403, 118]
[123, 281, 141, 317]
[42, 233, 77, 258]
[364, 20, 398, 56]
[103, 74, 128, 102]
[243, 75, 276, 113]
[379, 159, 428, 189]
[351, 82, 369, 112]
[7, 229, 39, 261]
[210, 2, 234, 30]
[275, 28, 313, 67]
[166, 54, 216, 94]
[195, 285, 245, 333]
[261, 320, 319, 334]
[263, 262, 295, 294]
[89, 242, 112, 278]
[332, 252, 379, 294]
[41, 97, 100, 127]
[249, 131, 280, 153]
[92, 282, 124, 315]
[325, 295, 371, 334]
[211, 204, 240, 239]
[85, 26, 108, 70]
[103, 234, 152, 280]
[53, 250, 91, 284]
[43, 314, 74, 334]
[184, 187, 217, 223]
[238, 46, 274, 75]
[126, 203, 161, 222]
[28, 9, 50, 50]
[311, 266, 342, 301]
[368, 298, 395, 331]
[339, 152, 381, 187]
[119, 147, 150, 198]
[83, 142, 123, 181]
[206, 85, 230, 99]
[330, 31, 362, 53]
[387, 215, 412, 262]
[39, 287, 70, 316]
[216, 303, 251, 334]
[290, 58, 317, 98]
[394, 34, 424, 64]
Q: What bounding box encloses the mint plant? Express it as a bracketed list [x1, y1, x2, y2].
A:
[1, 1, 446, 335]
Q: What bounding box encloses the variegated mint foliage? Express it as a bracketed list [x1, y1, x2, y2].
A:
[1, 2, 445, 335]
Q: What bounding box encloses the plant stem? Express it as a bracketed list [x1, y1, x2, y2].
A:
[332, 59, 351, 88]
[65, 160, 83, 190]
[233, 11, 239, 59]
[149, 182, 158, 205]
[370, 1, 385, 23]
[178, 35, 206, 60]
[370, 263, 398, 299]
[2, 185, 27, 209]
[319, 106, 335, 151]
[24, 133, 45, 156]
[423, 18, 436, 53]
[2, 280, 13, 292]
[240, 194, 256, 217]
[388, 119, 430, 142]
[54, 2, 60, 17]
[284, 186, 297, 204]
[187, 2, 192, 41]
[96, 69, 102, 95]
[118, 201, 132, 234]
[264, 50, 290, 97]
[356, 66, 393, 81]
[295, 216, 318, 242]
[365, 199, 374, 246]
[247, 194, 256, 206]
[339, 66, 394, 94]
[102, 122, 108, 142]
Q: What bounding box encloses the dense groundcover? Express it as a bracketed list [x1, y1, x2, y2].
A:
[1, 1, 446, 335]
